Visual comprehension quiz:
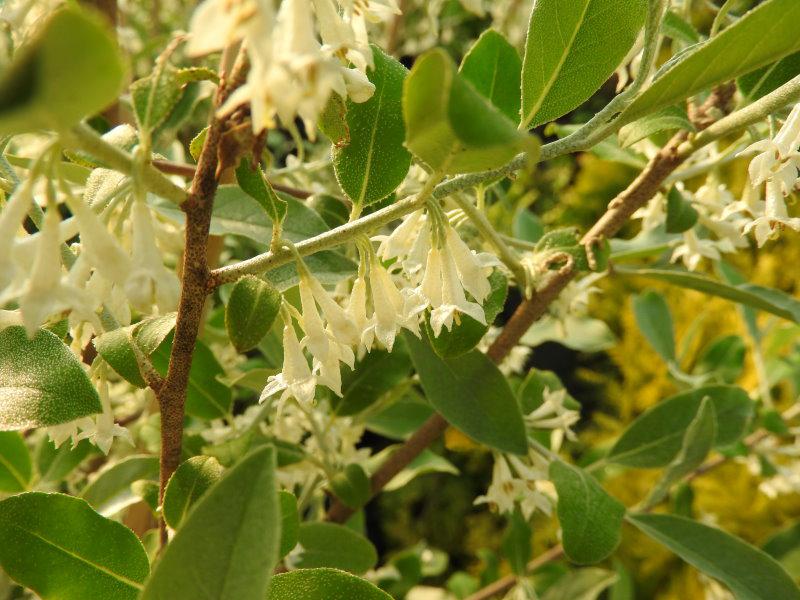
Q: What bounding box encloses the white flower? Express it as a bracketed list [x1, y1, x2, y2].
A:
[743, 179, 800, 247]
[304, 272, 360, 346]
[124, 200, 181, 313]
[671, 229, 725, 271]
[632, 193, 665, 231]
[65, 194, 131, 286]
[0, 181, 33, 292]
[474, 452, 555, 520]
[524, 387, 579, 452]
[186, 0, 273, 57]
[345, 276, 375, 351]
[19, 207, 100, 336]
[742, 104, 800, 191]
[367, 253, 419, 351]
[261, 321, 318, 407]
[444, 227, 497, 304]
[428, 244, 487, 337]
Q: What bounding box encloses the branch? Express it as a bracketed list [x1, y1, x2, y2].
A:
[151, 159, 313, 199]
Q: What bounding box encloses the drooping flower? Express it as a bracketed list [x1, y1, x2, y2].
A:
[366, 253, 420, 351]
[474, 452, 555, 519]
[671, 229, 726, 271]
[186, 0, 274, 57]
[261, 318, 318, 407]
[743, 179, 800, 247]
[76, 377, 133, 455]
[0, 181, 34, 293]
[524, 387, 579, 453]
[125, 199, 181, 313]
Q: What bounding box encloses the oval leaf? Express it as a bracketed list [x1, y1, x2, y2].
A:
[162, 455, 224, 530]
[403, 48, 537, 174]
[294, 522, 378, 574]
[550, 461, 625, 565]
[225, 275, 281, 353]
[334, 46, 411, 206]
[620, 0, 800, 125]
[81, 455, 159, 516]
[608, 386, 753, 468]
[0, 326, 101, 430]
[0, 492, 149, 600]
[141, 446, 280, 600]
[267, 568, 392, 600]
[0, 6, 125, 134]
[459, 29, 522, 121]
[521, 0, 647, 129]
[632, 291, 675, 362]
[403, 331, 528, 455]
[628, 513, 800, 600]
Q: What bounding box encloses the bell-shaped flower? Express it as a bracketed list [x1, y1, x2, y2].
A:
[125, 200, 180, 313]
[313, 0, 373, 74]
[444, 227, 497, 304]
[66, 194, 131, 286]
[346, 276, 375, 351]
[76, 378, 133, 455]
[744, 179, 800, 247]
[524, 387, 579, 452]
[671, 229, 724, 271]
[632, 193, 666, 231]
[368, 254, 419, 351]
[19, 208, 100, 336]
[429, 243, 486, 337]
[261, 321, 318, 407]
[304, 272, 360, 347]
[0, 181, 33, 292]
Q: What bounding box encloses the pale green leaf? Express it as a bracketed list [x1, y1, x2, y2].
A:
[294, 522, 377, 574]
[162, 456, 223, 530]
[225, 275, 281, 352]
[0, 326, 101, 430]
[403, 331, 528, 455]
[550, 461, 625, 564]
[141, 447, 280, 600]
[620, 0, 800, 125]
[81, 455, 159, 517]
[618, 106, 695, 148]
[334, 46, 411, 206]
[521, 0, 647, 129]
[542, 568, 618, 600]
[739, 51, 800, 103]
[0, 492, 149, 600]
[460, 29, 522, 121]
[266, 568, 392, 600]
[235, 161, 288, 225]
[628, 513, 800, 600]
[632, 291, 676, 362]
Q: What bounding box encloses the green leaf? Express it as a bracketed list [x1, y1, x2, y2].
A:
[426, 270, 508, 358]
[645, 397, 716, 507]
[550, 461, 625, 565]
[608, 386, 753, 468]
[333, 344, 413, 416]
[141, 447, 280, 600]
[620, 0, 800, 125]
[541, 568, 619, 600]
[162, 456, 224, 529]
[153, 185, 328, 246]
[365, 394, 435, 440]
[628, 513, 800, 600]
[521, 0, 647, 129]
[225, 275, 281, 352]
[330, 464, 371, 510]
[235, 161, 288, 225]
[81, 455, 159, 516]
[694, 334, 746, 383]
[403, 331, 528, 455]
[334, 46, 411, 206]
[267, 568, 392, 600]
[662, 10, 700, 45]
[294, 522, 378, 574]
[459, 29, 522, 121]
[0, 492, 149, 600]
[739, 51, 800, 103]
[618, 106, 695, 149]
[130, 66, 182, 134]
[403, 48, 537, 174]
[501, 508, 532, 576]
[93, 315, 176, 388]
[0, 431, 32, 492]
[0, 6, 124, 134]
[150, 333, 233, 420]
[265, 250, 357, 291]
[632, 291, 676, 362]
[616, 266, 800, 323]
[763, 522, 800, 578]
[0, 326, 101, 429]
[665, 185, 699, 234]
[279, 491, 300, 558]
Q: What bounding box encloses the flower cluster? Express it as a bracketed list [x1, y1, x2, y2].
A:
[0, 157, 180, 341]
[260, 207, 500, 410]
[474, 450, 555, 520]
[187, 0, 400, 135]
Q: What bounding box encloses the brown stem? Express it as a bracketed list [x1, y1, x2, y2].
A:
[152, 159, 313, 199]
